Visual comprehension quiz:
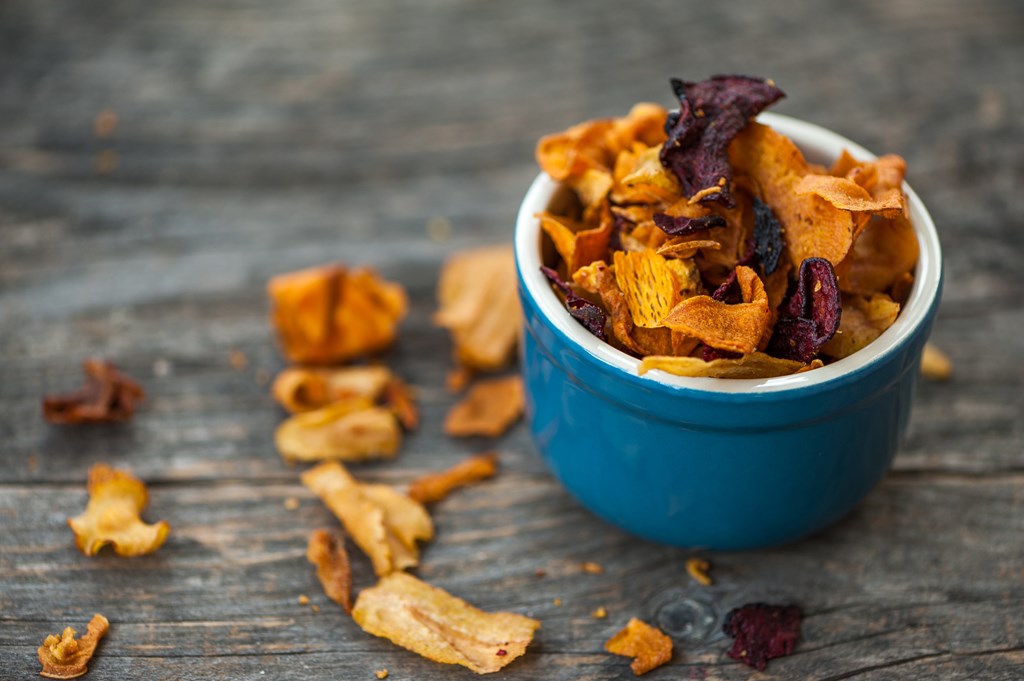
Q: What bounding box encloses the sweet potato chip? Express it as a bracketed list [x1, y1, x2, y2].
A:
[613, 249, 684, 328]
[307, 528, 352, 613]
[407, 452, 499, 505]
[434, 245, 521, 372]
[272, 365, 393, 414]
[604, 617, 673, 676]
[639, 352, 808, 379]
[301, 462, 433, 577]
[42, 359, 144, 424]
[275, 402, 401, 462]
[921, 343, 953, 381]
[444, 376, 524, 438]
[38, 614, 109, 680]
[352, 572, 541, 674]
[536, 118, 615, 183]
[538, 212, 614, 279]
[837, 214, 919, 296]
[574, 261, 644, 355]
[795, 174, 904, 218]
[661, 265, 769, 354]
[68, 464, 169, 557]
[821, 293, 900, 359]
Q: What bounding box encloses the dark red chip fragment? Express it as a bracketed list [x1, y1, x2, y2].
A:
[42, 359, 145, 424]
[767, 257, 841, 362]
[652, 212, 727, 237]
[723, 602, 802, 671]
[541, 266, 608, 341]
[752, 197, 784, 275]
[660, 75, 785, 208]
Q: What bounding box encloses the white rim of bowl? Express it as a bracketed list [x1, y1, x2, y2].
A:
[515, 112, 942, 394]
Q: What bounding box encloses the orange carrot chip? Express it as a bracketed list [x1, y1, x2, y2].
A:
[444, 376, 524, 438]
[837, 214, 919, 296]
[307, 529, 353, 613]
[301, 462, 433, 577]
[38, 614, 109, 680]
[613, 249, 684, 328]
[821, 293, 901, 359]
[604, 617, 673, 676]
[68, 465, 169, 557]
[434, 245, 521, 372]
[272, 365, 392, 414]
[275, 402, 401, 462]
[42, 359, 144, 424]
[539, 212, 613, 274]
[795, 174, 904, 218]
[352, 572, 540, 674]
[407, 452, 499, 505]
[536, 118, 615, 183]
[639, 352, 809, 379]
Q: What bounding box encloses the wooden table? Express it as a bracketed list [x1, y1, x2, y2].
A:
[2, 1, 1022, 678]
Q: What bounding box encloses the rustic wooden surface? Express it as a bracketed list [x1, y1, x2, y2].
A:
[2, 1, 1022, 679]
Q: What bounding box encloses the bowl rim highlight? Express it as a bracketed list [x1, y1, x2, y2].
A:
[514, 112, 942, 395]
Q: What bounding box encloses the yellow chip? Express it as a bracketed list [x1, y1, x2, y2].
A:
[837, 214, 919, 296]
[604, 618, 673, 676]
[538, 211, 613, 274]
[68, 464, 169, 558]
[275, 401, 401, 462]
[821, 293, 901, 359]
[639, 352, 810, 379]
[613, 249, 682, 328]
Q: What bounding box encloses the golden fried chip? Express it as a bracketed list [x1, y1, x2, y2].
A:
[607, 103, 669, 153]
[920, 343, 953, 381]
[307, 529, 352, 613]
[574, 262, 644, 355]
[38, 614, 109, 680]
[535, 118, 615, 182]
[661, 266, 770, 354]
[837, 214, 919, 296]
[444, 376, 524, 438]
[613, 250, 684, 328]
[604, 618, 673, 676]
[407, 452, 499, 505]
[275, 402, 401, 462]
[795, 174, 904, 217]
[538, 211, 613, 273]
[42, 359, 144, 424]
[657, 239, 721, 259]
[821, 294, 901, 359]
[383, 378, 419, 430]
[272, 365, 393, 414]
[729, 123, 854, 266]
[613, 145, 681, 204]
[268, 264, 407, 364]
[639, 352, 809, 379]
[434, 245, 521, 372]
[352, 572, 541, 674]
[68, 464, 169, 557]
[301, 462, 433, 577]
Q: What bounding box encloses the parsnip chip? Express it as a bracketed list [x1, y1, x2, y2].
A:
[42, 359, 144, 424]
[38, 614, 109, 680]
[301, 462, 433, 577]
[272, 365, 392, 413]
[352, 572, 541, 674]
[434, 245, 521, 372]
[920, 343, 953, 381]
[613, 250, 684, 328]
[407, 452, 499, 505]
[795, 174, 904, 218]
[276, 402, 401, 462]
[661, 265, 770, 354]
[604, 617, 673, 676]
[307, 529, 352, 613]
[539, 211, 613, 273]
[837, 214, 919, 296]
[268, 264, 407, 364]
[639, 352, 808, 379]
[821, 293, 900, 359]
[68, 464, 169, 557]
[444, 376, 524, 438]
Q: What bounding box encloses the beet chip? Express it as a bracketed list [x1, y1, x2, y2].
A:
[541, 266, 607, 341]
[42, 359, 144, 424]
[660, 75, 785, 208]
[752, 197, 784, 275]
[652, 212, 726, 237]
[767, 258, 841, 362]
[723, 603, 802, 670]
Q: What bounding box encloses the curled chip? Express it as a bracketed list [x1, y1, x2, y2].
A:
[407, 452, 499, 505]
[272, 365, 392, 413]
[821, 293, 900, 359]
[268, 264, 408, 364]
[353, 572, 540, 674]
[767, 258, 842, 362]
[38, 613, 109, 680]
[444, 376, 524, 438]
[640, 352, 808, 379]
[686, 558, 712, 586]
[539, 212, 613, 274]
[307, 529, 352, 613]
[42, 359, 144, 424]
[301, 462, 433, 577]
[723, 603, 802, 671]
[652, 212, 726, 237]
[68, 464, 169, 557]
[434, 245, 521, 372]
[795, 173, 904, 218]
[604, 617, 673, 676]
[836, 214, 919, 296]
[275, 402, 401, 462]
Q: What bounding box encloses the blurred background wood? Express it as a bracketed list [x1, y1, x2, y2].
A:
[1, 1, 1021, 679]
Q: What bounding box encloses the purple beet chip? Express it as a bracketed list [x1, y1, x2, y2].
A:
[752, 197, 784, 275]
[766, 257, 841, 362]
[723, 602, 802, 671]
[653, 212, 727, 237]
[540, 266, 607, 342]
[660, 75, 785, 208]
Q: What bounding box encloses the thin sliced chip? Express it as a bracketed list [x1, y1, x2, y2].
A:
[607, 103, 670, 153]
[920, 343, 953, 381]
[68, 464, 169, 557]
[307, 529, 353, 613]
[795, 174, 904, 217]
[353, 572, 541, 674]
[656, 239, 721, 259]
[541, 266, 608, 341]
[301, 462, 433, 577]
[767, 258, 842, 362]
[271, 365, 393, 414]
[434, 245, 521, 371]
[444, 376, 524, 438]
[383, 378, 419, 430]
[574, 261, 644, 356]
[639, 352, 807, 379]
[837, 214, 919, 296]
[275, 402, 401, 462]
[821, 293, 900, 359]
[604, 617, 673, 676]
[268, 264, 407, 364]
[613, 249, 682, 328]
[661, 265, 769, 354]
[38, 614, 109, 680]
[535, 118, 615, 182]
[42, 359, 144, 424]
[538, 212, 613, 277]
[407, 452, 499, 505]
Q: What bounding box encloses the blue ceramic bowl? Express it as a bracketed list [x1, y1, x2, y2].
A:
[515, 113, 942, 550]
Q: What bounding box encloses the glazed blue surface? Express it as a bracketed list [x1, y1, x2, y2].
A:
[517, 268, 942, 550]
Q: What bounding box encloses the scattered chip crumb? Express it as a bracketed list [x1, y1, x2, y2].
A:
[553, 598, 562, 606]
[581, 561, 604, 574]
[534, 569, 547, 579]
[375, 670, 389, 680]
[593, 606, 608, 619]
[95, 149, 119, 175]
[26, 453, 38, 472]
[93, 109, 118, 138]
[38, 613, 109, 679]
[407, 452, 499, 504]
[426, 216, 453, 242]
[153, 358, 172, 378]
[311, 604, 320, 613]
[307, 529, 353, 613]
[284, 497, 300, 511]
[298, 594, 310, 605]
[604, 617, 673, 676]
[686, 558, 712, 586]
[255, 369, 270, 386]
[230, 349, 248, 371]
[446, 366, 472, 393]
[920, 343, 952, 381]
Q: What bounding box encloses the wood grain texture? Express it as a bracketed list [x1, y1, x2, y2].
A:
[1, 0, 1022, 679]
